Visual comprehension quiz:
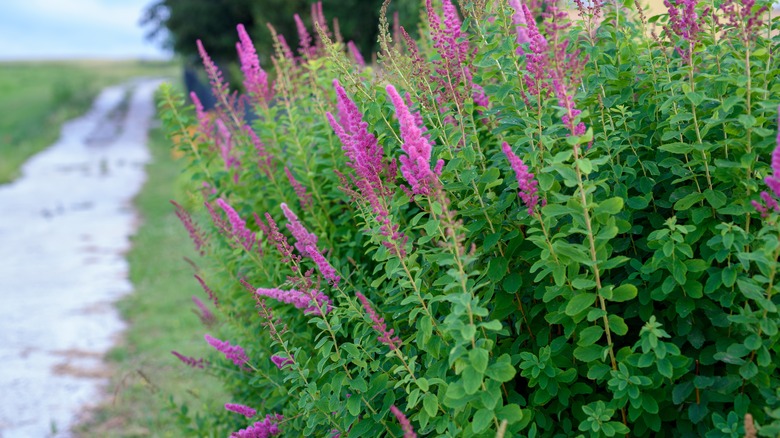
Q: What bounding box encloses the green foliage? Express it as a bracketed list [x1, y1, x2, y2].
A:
[159, 0, 780, 436]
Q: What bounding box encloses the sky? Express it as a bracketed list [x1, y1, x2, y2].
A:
[0, 0, 170, 60]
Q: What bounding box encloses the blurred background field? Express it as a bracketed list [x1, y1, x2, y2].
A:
[0, 60, 177, 183]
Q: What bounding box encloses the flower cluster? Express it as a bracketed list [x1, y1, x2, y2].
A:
[194, 274, 218, 306]
[225, 403, 257, 418]
[204, 334, 250, 369]
[271, 355, 294, 369]
[327, 80, 407, 256]
[192, 296, 215, 326]
[171, 351, 206, 369]
[255, 287, 332, 316]
[230, 414, 283, 438]
[171, 200, 206, 255]
[281, 203, 340, 285]
[236, 24, 273, 105]
[753, 107, 780, 218]
[216, 198, 256, 252]
[386, 85, 444, 197]
[356, 292, 401, 350]
[284, 167, 313, 210]
[502, 142, 541, 214]
[390, 406, 417, 438]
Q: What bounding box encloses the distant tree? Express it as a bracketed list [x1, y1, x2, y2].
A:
[142, 0, 421, 64]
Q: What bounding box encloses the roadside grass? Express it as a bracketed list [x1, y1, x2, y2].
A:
[75, 126, 226, 437]
[0, 60, 178, 183]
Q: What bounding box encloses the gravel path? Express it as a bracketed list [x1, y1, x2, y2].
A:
[0, 79, 162, 437]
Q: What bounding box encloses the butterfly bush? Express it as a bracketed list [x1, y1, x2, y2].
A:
[158, 1, 780, 436]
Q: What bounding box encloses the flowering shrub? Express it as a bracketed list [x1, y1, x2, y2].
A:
[159, 0, 780, 436]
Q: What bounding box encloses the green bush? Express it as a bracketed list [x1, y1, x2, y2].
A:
[159, 0, 780, 436]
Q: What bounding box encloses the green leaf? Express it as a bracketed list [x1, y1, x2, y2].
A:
[347, 392, 361, 416]
[422, 393, 438, 417]
[685, 91, 705, 106]
[674, 193, 705, 211]
[659, 142, 694, 154]
[578, 326, 604, 346]
[565, 293, 596, 316]
[496, 404, 524, 425]
[485, 362, 516, 383]
[610, 284, 637, 302]
[469, 348, 490, 373]
[703, 189, 726, 209]
[596, 197, 624, 215]
[487, 257, 508, 282]
[657, 358, 673, 379]
[573, 344, 603, 362]
[463, 366, 483, 395]
[608, 315, 629, 336]
[472, 408, 494, 434]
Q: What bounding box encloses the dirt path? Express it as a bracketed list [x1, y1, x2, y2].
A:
[0, 79, 162, 438]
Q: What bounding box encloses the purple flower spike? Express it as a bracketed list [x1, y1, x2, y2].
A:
[230, 414, 283, 438]
[502, 142, 540, 215]
[280, 203, 318, 254]
[356, 292, 401, 350]
[236, 24, 273, 105]
[347, 41, 365, 67]
[271, 354, 294, 369]
[171, 351, 205, 369]
[390, 405, 417, 438]
[294, 14, 314, 58]
[216, 198, 256, 251]
[192, 296, 215, 325]
[225, 403, 257, 418]
[509, 0, 531, 45]
[204, 334, 249, 369]
[255, 287, 332, 316]
[386, 85, 443, 196]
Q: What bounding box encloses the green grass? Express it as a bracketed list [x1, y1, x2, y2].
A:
[0, 60, 178, 183]
[76, 127, 226, 437]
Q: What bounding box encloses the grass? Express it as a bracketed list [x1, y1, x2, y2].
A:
[0, 60, 178, 183]
[75, 126, 226, 437]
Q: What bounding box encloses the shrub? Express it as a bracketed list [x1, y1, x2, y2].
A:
[159, 0, 780, 436]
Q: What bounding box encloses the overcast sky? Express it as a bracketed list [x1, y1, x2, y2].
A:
[0, 0, 170, 60]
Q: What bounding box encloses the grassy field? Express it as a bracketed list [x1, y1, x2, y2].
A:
[75, 126, 226, 437]
[0, 60, 178, 183]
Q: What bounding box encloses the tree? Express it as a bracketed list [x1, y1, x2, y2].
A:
[142, 0, 421, 64]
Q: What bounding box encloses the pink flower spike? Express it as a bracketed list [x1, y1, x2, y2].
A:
[196, 39, 230, 103]
[216, 198, 255, 251]
[356, 292, 401, 350]
[509, 0, 531, 45]
[502, 142, 540, 215]
[284, 167, 313, 210]
[192, 296, 215, 325]
[236, 24, 273, 105]
[390, 405, 417, 438]
[204, 334, 250, 369]
[230, 414, 283, 438]
[347, 40, 366, 67]
[255, 287, 331, 316]
[190, 92, 212, 137]
[171, 200, 206, 255]
[171, 351, 205, 369]
[386, 85, 442, 196]
[280, 203, 319, 254]
[294, 14, 314, 58]
[225, 403, 257, 418]
[271, 354, 294, 369]
[194, 274, 218, 306]
[772, 105, 780, 176]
